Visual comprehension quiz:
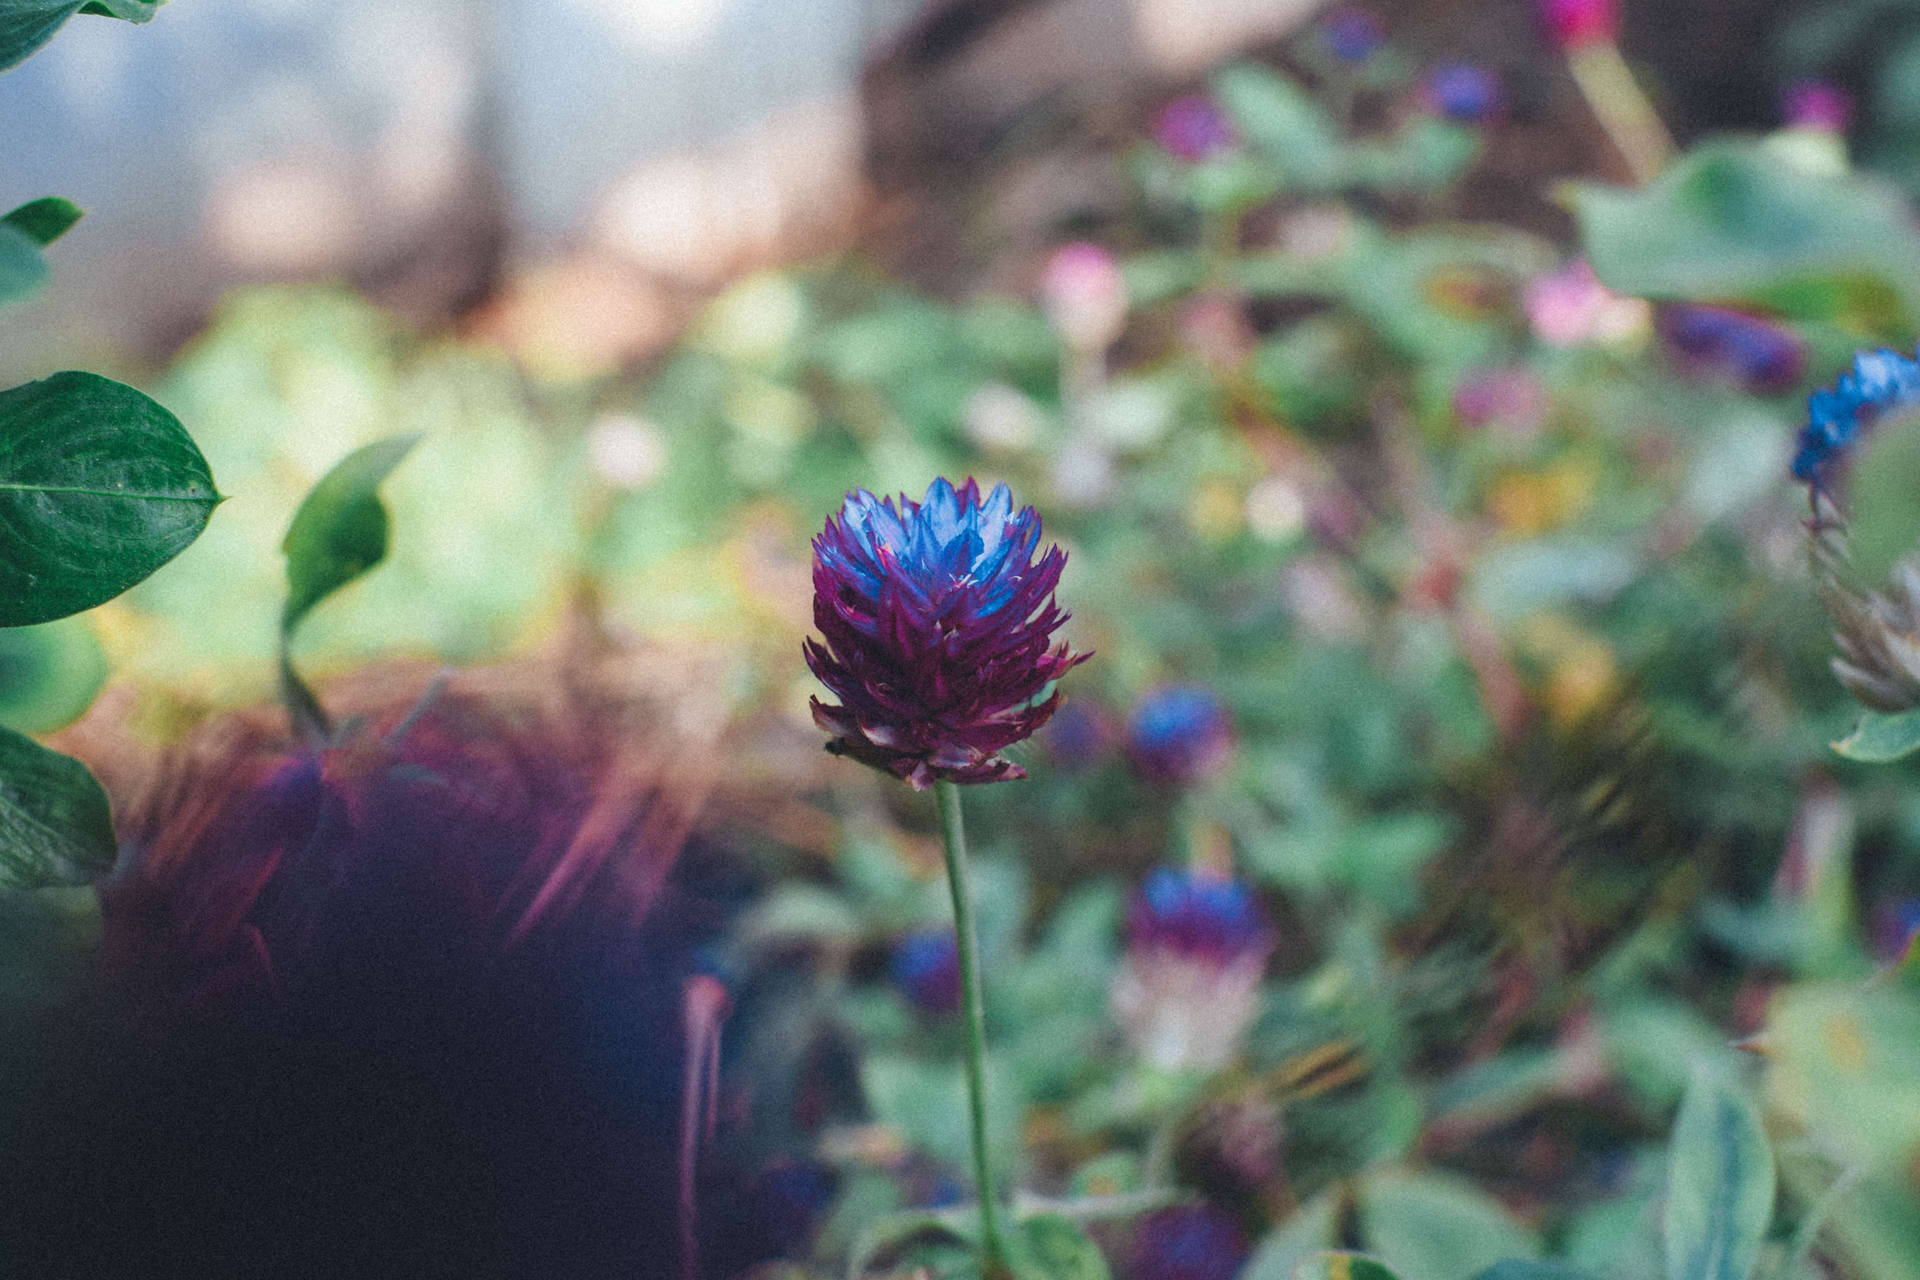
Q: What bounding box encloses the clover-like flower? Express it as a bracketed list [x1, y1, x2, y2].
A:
[1130, 1205, 1252, 1280]
[1423, 62, 1502, 126]
[1153, 95, 1237, 163]
[1126, 683, 1235, 786]
[805, 477, 1090, 789]
[1792, 347, 1920, 492]
[1112, 868, 1274, 1072]
[1657, 303, 1804, 396]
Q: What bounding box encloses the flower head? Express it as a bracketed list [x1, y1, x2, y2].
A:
[1041, 242, 1129, 352]
[1126, 684, 1235, 786]
[1791, 347, 1920, 491]
[1784, 79, 1852, 133]
[890, 928, 962, 1014]
[1154, 95, 1238, 163]
[1112, 869, 1273, 1072]
[806, 477, 1090, 789]
[1423, 62, 1502, 125]
[1525, 259, 1650, 349]
[1325, 7, 1384, 63]
[1039, 697, 1117, 772]
[1541, 0, 1618, 49]
[1130, 1205, 1251, 1280]
[1656, 304, 1805, 395]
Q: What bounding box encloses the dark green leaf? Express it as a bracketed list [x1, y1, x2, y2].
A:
[1832, 708, 1920, 763]
[1569, 141, 1920, 329]
[0, 616, 106, 734]
[0, 0, 159, 73]
[0, 371, 219, 626]
[0, 222, 47, 306]
[1663, 1062, 1775, 1280]
[0, 884, 102, 1018]
[281, 434, 422, 637]
[1291, 1252, 1404, 1280]
[0, 723, 114, 890]
[1, 196, 81, 247]
[1010, 1214, 1110, 1280]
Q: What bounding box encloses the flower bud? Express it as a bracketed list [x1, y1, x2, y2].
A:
[1154, 95, 1237, 163]
[1541, 0, 1618, 49]
[1041, 242, 1128, 353]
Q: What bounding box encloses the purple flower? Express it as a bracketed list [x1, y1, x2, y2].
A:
[1423, 62, 1502, 125]
[1791, 347, 1920, 491]
[1155, 95, 1238, 163]
[1130, 1205, 1250, 1280]
[1657, 304, 1805, 396]
[1325, 7, 1384, 63]
[1126, 684, 1234, 786]
[1872, 898, 1920, 963]
[1541, 0, 1617, 48]
[1039, 698, 1117, 772]
[806, 477, 1090, 789]
[890, 928, 962, 1014]
[1784, 79, 1852, 133]
[1127, 868, 1273, 962]
[1113, 870, 1274, 1071]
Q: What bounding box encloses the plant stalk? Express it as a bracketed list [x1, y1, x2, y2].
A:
[933, 780, 1013, 1277]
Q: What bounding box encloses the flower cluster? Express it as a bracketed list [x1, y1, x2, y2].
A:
[1656, 304, 1804, 395]
[1129, 1205, 1251, 1280]
[1791, 347, 1920, 492]
[1325, 7, 1384, 63]
[1423, 62, 1501, 125]
[1111, 868, 1274, 1072]
[890, 928, 962, 1014]
[806, 478, 1089, 789]
[1126, 684, 1235, 786]
[1154, 95, 1237, 164]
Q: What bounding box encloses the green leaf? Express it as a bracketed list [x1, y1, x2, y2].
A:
[1010, 1214, 1111, 1280]
[1764, 981, 1920, 1172]
[1245, 1191, 1342, 1280]
[1663, 1062, 1775, 1280]
[0, 222, 48, 306]
[1, 196, 82, 247]
[1360, 1171, 1541, 1280]
[1292, 1252, 1405, 1280]
[0, 371, 219, 626]
[0, 723, 114, 891]
[1840, 404, 1920, 587]
[281, 433, 422, 637]
[1832, 708, 1920, 762]
[1569, 141, 1920, 329]
[846, 1209, 976, 1279]
[1470, 1264, 1601, 1280]
[1212, 63, 1344, 190]
[0, 0, 159, 73]
[0, 615, 107, 734]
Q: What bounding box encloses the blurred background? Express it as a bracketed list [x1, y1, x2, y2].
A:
[15, 0, 1920, 1276]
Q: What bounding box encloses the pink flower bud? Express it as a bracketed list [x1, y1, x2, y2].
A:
[1041, 242, 1128, 353]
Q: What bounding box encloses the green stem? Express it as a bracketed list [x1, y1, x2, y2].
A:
[934, 780, 1013, 1277]
[1566, 42, 1674, 185]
